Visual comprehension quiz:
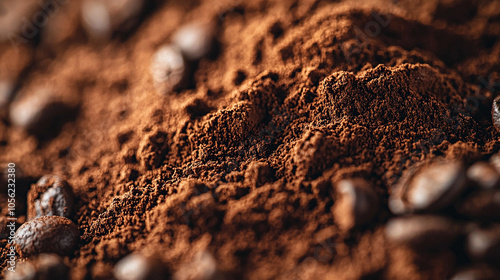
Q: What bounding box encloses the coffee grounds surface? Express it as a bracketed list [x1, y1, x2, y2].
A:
[1, 0, 500, 279]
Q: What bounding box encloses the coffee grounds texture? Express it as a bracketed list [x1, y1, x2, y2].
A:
[1, 0, 500, 279]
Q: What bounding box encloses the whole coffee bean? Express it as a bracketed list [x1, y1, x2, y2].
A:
[389, 160, 467, 214]
[451, 266, 500, 280]
[333, 178, 379, 231]
[492, 96, 500, 132]
[172, 22, 215, 61]
[114, 253, 166, 280]
[467, 225, 500, 261]
[5, 261, 36, 280]
[14, 216, 79, 257]
[174, 251, 222, 280]
[467, 162, 500, 189]
[456, 190, 500, 221]
[9, 89, 74, 139]
[385, 215, 461, 250]
[27, 175, 75, 221]
[150, 45, 187, 95]
[36, 254, 70, 280]
[81, 0, 144, 41]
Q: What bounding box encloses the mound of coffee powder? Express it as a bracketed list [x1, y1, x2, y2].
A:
[1, 0, 500, 279]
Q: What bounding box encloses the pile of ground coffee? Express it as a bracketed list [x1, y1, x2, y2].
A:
[1, 0, 500, 279]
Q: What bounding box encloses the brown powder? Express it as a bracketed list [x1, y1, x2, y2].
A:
[1, 0, 500, 279]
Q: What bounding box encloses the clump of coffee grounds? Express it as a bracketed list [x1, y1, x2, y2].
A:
[1, 0, 500, 279]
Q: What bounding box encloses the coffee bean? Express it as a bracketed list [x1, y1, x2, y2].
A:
[333, 178, 379, 231]
[27, 175, 75, 221]
[150, 45, 187, 95]
[36, 254, 70, 280]
[492, 96, 500, 132]
[172, 22, 215, 61]
[114, 253, 166, 280]
[14, 216, 79, 257]
[389, 160, 467, 214]
[467, 225, 500, 261]
[456, 190, 500, 221]
[9, 89, 75, 139]
[467, 162, 500, 189]
[385, 215, 461, 249]
[5, 261, 36, 280]
[174, 251, 222, 280]
[81, 0, 144, 41]
[451, 266, 500, 280]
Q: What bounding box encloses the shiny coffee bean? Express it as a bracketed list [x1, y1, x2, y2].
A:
[492, 96, 500, 132]
[467, 162, 500, 189]
[333, 178, 379, 231]
[114, 253, 166, 280]
[150, 45, 187, 95]
[456, 190, 500, 221]
[27, 175, 75, 221]
[14, 216, 79, 257]
[172, 22, 215, 61]
[467, 225, 500, 261]
[389, 160, 467, 214]
[385, 215, 461, 250]
[451, 266, 500, 280]
[9, 89, 74, 138]
[81, 0, 144, 41]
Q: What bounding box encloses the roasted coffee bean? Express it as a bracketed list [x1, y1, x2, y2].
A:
[114, 253, 166, 280]
[27, 175, 75, 220]
[467, 162, 500, 189]
[385, 215, 461, 249]
[81, 0, 144, 41]
[451, 266, 500, 280]
[5, 261, 36, 280]
[389, 160, 467, 214]
[333, 178, 379, 231]
[14, 216, 79, 257]
[150, 45, 187, 95]
[172, 22, 215, 61]
[467, 225, 500, 261]
[36, 254, 70, 280]
[456, 190, 500, 221]
[174, 251, 222, 280]
[492, 96, 500, 132]
[9, 89, 74, 138]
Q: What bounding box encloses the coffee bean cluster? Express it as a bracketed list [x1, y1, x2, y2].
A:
[14, 175, 79, 259]
[387, 158, 500, 278]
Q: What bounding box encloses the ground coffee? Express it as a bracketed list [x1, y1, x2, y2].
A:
[1, 0, 500, 279]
